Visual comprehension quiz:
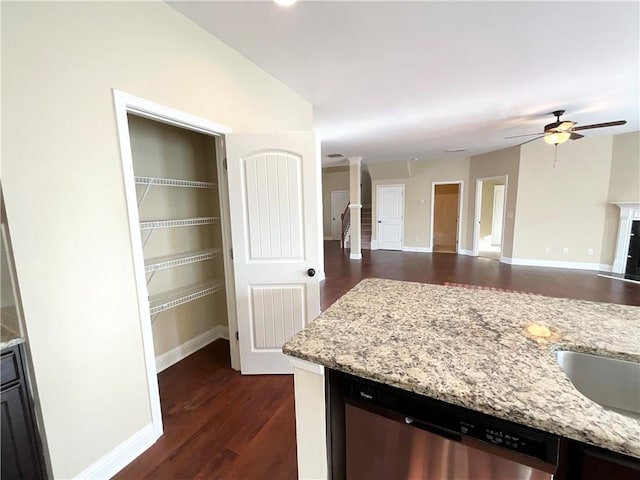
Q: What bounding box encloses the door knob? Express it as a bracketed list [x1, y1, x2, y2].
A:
[307, 268, 316, 277]
[378, 220, 382, 223]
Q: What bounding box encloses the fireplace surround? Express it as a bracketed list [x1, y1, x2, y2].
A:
[611, 202, 640, 276]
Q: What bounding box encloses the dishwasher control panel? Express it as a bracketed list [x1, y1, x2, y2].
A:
[342, 373, 558, 465]
[458, 420, 547, 459]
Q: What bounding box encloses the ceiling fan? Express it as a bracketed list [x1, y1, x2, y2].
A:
[505, 110, 627, 146]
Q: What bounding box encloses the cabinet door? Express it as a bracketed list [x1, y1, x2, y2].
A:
[1, 382, 42, 480]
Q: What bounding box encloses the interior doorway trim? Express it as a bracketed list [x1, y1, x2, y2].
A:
[112, 90, 232, 439]
[429, 181, 464, 254]
[330, 190, 349, 241]
[473, 175, 508, 258]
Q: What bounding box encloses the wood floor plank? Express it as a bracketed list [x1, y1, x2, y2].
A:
[116, 242, 639, 479]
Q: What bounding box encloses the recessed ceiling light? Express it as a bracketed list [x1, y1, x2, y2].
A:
[446, 148, 466, 153]
[274, 0, 297, 6]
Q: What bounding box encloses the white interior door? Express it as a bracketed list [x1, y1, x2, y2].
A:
[491, 185, 505, 246]
[225, 132, 321, 374]
[377, 185, 404, 250]
[331, 190, 349, 240]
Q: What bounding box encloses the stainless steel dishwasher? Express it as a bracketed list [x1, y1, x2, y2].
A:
[339, 372, 559, 480]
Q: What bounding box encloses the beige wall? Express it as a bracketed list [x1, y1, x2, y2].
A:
[368, 159, 411, 180]
[370, 157, 470, 249]
[468, 147, 520, 257]
[601, 132, 640, 265]
[321, 167, 349, 238]
[367, 134, 636, 264]
[513, 137, 613, 263]
[1, 2, 312, 478]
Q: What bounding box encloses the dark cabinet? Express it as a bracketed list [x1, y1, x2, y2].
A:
[555, 438, 640, 480]
[1, 343, 45, 480]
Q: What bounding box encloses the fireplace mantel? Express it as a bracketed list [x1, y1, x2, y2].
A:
[612, 202, 640, 274]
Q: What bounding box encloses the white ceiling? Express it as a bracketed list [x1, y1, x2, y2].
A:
[170, 1, 639, 165]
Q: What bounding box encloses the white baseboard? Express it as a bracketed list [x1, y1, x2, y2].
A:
[598, 272, 639, 284]
[402, 246, 432, 253]
[73, 423, 158, 480]
[370, 240, 378, 250]
[459, 249, 475, 256]
[349, 253, 362, 260]
[155, 325, 229, 373]
[503, 257, 612, 272]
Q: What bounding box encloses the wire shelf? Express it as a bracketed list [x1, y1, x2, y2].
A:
[149, 280, 224, 315]
[139, 217, 219, 230]
[144, 248, 222, 272]
[135, 176, 216, 189]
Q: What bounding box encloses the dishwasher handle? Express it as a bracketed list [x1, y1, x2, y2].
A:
[405, 416, 462, 442]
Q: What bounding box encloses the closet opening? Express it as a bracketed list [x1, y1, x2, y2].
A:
[128, 112, 234, 364]
[114, 90, 238, 437]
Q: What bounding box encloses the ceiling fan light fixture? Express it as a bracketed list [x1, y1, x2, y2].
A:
[274, 0, 297, 6]
[544, 132, 571, 145]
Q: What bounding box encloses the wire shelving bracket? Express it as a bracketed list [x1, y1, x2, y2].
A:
[135, 176, 216, 208]
[149, 280, 224, 322]
[144, 249, 223, 286]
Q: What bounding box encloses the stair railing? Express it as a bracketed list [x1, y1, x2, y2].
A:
[340, 203, 350, 249]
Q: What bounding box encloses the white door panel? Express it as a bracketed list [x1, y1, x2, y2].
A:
[226, 133, 320, 374]
[245, 152, 303, 259]
[250, 285, 304, 349]
[377, 185, 404, 250]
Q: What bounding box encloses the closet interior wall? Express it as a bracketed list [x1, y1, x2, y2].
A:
[127, 115, 228, 361]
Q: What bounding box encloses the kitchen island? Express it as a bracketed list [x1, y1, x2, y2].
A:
[283, 278, 640, 479]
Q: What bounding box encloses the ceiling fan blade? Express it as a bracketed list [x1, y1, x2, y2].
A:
[516, 135, 545, 146]
[569, 132, 584, 140]
[505, 132, 545, 139]
[572, 120, 627, 131]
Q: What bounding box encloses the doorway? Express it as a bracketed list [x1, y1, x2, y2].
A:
[430, 182, 462, 253]
[473, 176, 507, 261]
[376, 184, 404, 250]
[114, 91, 236, 438]
[331, 190, 350, 241]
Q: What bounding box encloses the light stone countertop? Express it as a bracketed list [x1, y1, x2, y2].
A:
[283, 278, 640, 459]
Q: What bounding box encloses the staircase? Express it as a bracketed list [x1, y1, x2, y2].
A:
[342, 206, 372, 250]
[361, 206, 372, 249]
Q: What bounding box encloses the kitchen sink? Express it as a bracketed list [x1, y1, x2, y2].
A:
[554, 350, 640, 420]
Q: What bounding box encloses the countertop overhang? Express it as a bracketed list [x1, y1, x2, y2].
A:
[283, 278, 640, 459]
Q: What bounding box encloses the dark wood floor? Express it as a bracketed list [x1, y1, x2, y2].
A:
[114, 340, 298, 480]
[116, 242, 639, 479]
[321, 241, 640, 308]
